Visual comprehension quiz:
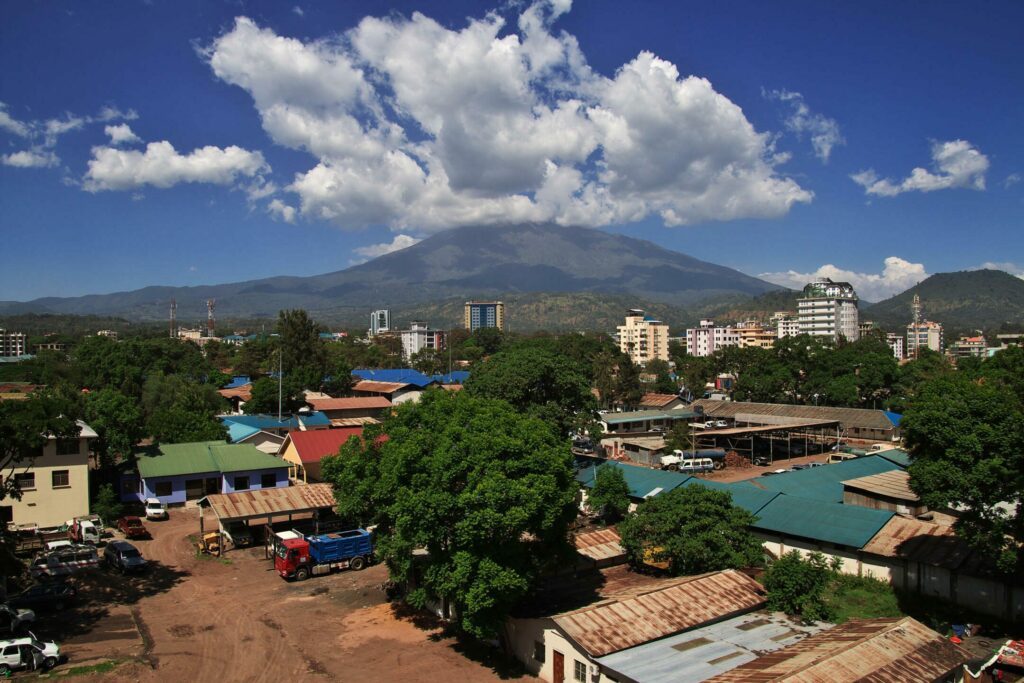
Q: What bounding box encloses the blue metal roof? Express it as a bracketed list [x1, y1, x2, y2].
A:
[298, 412, 331, 427]
[736, 455, 901, 504]
[577, 461, 689, 500]
[353, 368, 435, 387]
[431, 371, 470, 384]
[221, 411, 330, 441]
[226, 422, 262, 443]
[883, 410, 903, 426]
[223, 375, 251, 389]
[752, 495, 894, 549]
[876, 448, 911, 468]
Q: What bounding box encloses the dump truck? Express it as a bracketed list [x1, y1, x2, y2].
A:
[660, 448, 726, 471]
[274, 529, 373, 581]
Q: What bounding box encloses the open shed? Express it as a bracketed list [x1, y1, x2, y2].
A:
[197, 483, 337, 552]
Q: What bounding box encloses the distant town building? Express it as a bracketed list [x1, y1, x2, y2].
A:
[177, 328, 203, 341]
[948, 335, 986, 359]
[401, 321, 446, 361]
[859, 320, 878, 338]
[0, 329, 28, 357]
[617, 309, 670, 366]
[369, 309, 391, 337]
[885, 333, 904, 360]
[96, 329, 118, 340]
[736, 320, 777, 349]
[464, 301, 505, 332]
[34, 342, 67, 353]
[772, 312, 801, 339]
[906, 321, 943, 357]
[797, 278, 860, 342]
[996, 333, 1023, 348]
[685, 320, 740, 357]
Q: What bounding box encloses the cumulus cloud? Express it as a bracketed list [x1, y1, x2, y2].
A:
[203, 4, 811, 232]
[2, 150, 60, 168]
[0, 102, 31, 137]
[764, 89, 844, 162]
[83, 140, 268, 191]
[852, 139, 989, 197]
[105, 123, 141, 145]
[1004, 173, 1021, 188]
[353, 234, 421, 259]
[760, 256, 929, 302]
[267, 198, 297, 223]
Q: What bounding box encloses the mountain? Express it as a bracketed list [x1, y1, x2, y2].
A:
[0, 223, 781, 326]
[863, 270, 1024, 332]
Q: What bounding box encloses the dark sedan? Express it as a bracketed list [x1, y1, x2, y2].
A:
[6, 582, 77, 612]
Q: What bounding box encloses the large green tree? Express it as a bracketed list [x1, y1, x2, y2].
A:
[587, 466, 630, 523]
[84, 388, 145, 468]
[244, 376, 305, 415]
[0, 392, 81, 501]
[321, 391, 578, 639]
[764, 551, 839, 623]
[277, 309, 327, 390]
[142, 373, 227, 443]
[619, 485, 763, 575]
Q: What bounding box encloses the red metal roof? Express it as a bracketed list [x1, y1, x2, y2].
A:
[285, 427, 365, 464]
[307, 396, 392, 411]
[708, 617, 970, 682]
[574, 527, 625, 562]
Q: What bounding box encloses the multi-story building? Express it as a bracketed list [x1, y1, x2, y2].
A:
[906, 321, 944, 357]
[401, 322, 446, 361]
[96, 329, 118, 340]
[859, 321, 878, 338]
[736, 321, 777, 350]
[1, 421, 97, 528]
[948, 336, 986, 359]
[0, 328, 27, 357]
[797, 278, 860, 342]
[617, 309, 670, 366]
[369, 309, 391, 337]
[464, 301, 505, 332]
[885, 333, 904, 360]
[685, 320, 740, 357]
[772, 312, 801, 339]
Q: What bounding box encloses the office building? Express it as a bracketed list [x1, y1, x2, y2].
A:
[401, 322, 446, 361]
[617, 309, 670, 366]
[0, 329, 27, 357]
[369, 309, 391, 337]
[797, 278, 860, 342]
[464, 301, 505, 332]
[685, 320, 740, 357]
[906, 321, 943, 357]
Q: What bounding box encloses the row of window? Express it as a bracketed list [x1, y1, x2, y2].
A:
[145, 472, 278, 498]
[12, 470, 70, 491]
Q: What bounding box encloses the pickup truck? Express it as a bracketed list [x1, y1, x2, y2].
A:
[116, 516, 149, 540]
[67, 518, 101, 544]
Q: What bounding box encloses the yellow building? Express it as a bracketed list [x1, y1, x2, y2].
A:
[616, 309, 670, 366]
[464, 301, 505, 331]
[2, 421, 97, 528]
[736, 320, 777, 349]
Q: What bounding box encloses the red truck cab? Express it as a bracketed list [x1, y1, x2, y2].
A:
[274, 538, 310, 579]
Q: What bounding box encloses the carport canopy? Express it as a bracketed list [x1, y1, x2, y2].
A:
[198, 483, 336, 531]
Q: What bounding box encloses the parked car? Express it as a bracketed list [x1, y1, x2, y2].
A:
[103, 541, 147, 573]
[116, 516, 149, 540]
[29, 545, 100, 579]
[752, 456, 771, 467]
[144, 498, 168, 520]
[0, 605, 35, 636]
[789, 464, 809, 471]
[0, 635, 62, 674]
[7, 582, 77, 612]
[713, 420, 728, 428]
[761, 469, 788, 477]
[222, 522, 253, 548]
[807, 462, 827, 468]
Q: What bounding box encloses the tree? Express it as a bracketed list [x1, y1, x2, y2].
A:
[142, 373, 228, 443]
[321, 353, 354, 397]
[664, 421, 693, 453]
[322, 391, 578, 639]
[410, 348, 447, 376]
[763, 551, 839, 623]
[244, 376, 304, 415]
[903, 375, 1024, 573]
[618, 485, 763, 576]
[84, 388, 145, 468]
[277, 309, 327, 390]
[469, 327, 504, 355]
[644, 359, 677, 394]
[614, 358, 643, 409]
[465, 346, 595, 437]
[587, 466, 630, 523]
[0, 392, 81, 502]
[91, 484, 123, 526]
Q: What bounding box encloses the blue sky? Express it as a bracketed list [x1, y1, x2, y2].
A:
[1, 0, 1021, 302]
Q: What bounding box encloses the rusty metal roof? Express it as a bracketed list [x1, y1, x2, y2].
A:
[353, 380, 412, 394]
[308, 396, 392, 411]
[639, 393, 682, 407]
[860, 516, 975, 571]
[200, 483, 336, 522]
[691, 400, 898, 432]
[842, 470, 918, 502]
[553, 569, 766, 657]
[574, 527, 625, 562]
[707, 617, 970, 682]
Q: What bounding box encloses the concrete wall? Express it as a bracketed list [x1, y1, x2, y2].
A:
[123, 467, 289, 504]
[505, 618, 620, 683]
[2, 436, 91, 527]
[222, 468, 289, 494]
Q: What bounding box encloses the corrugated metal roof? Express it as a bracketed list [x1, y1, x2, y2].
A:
[284, 427, 365, 464]
[752, 496, 893, 549]
[553, 569, 766, 657]
[691, 400, 899, 432]
[860, 516, 974, 571]
[201, 483, 336, 522]
[639, 393, 682, 408]
[601, 409, 698, 424]
[681, 479, 780, 516]
[875, 448, 911, 468]
[136, 441, 288, 478]
[577, 461, 689, 499]
[221, 412, 331, 435]
[574, 527, 625, 562]
[352, 368, 435, 387]
[738, 456, 902, 504]
[308, 396, 392, 411]
[707, 617, 970, 682]
[353, 380, 414, 394]
[842, 470, 918, 502]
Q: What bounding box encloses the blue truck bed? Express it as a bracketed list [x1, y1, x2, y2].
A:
[307, 529, 372, 564]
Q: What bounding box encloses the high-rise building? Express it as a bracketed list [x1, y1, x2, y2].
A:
[736, 320, 777, 350]
[772, 312, 801, 339]
[797, 278, 860, 342]
[464, 301, 505, 331]
[369, 309, 391, 336]
[400, 322, 446, 361]
[617, 309, 670, 366]
[685, 320, 741, 357]
[0, 329, 27, 357]
[885, 333, 904, 360]
[906, 321, 943, 357]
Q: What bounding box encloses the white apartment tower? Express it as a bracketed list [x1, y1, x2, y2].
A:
[797, 278, 860, 342]
[400, 322, 446, 361]
[0, 328, 27, 357]
[685, 320, 741, 357]
[369, 309, 391, 336]
[617, 309, 670, 366]
[771, 312, 801, 339]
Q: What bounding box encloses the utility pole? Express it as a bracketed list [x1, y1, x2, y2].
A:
[277, 348, 283, 422]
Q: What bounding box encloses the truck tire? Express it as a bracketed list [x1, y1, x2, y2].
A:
[667, 464, 679, 472]
[295, 567, 310, 581]
[44, 657, 57, 670]
[0, 663, 10, 675]
[350, 556, 366, 571]
[713, 460, 724, 470]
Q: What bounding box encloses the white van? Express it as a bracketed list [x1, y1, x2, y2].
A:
[679, 458, 715, 474]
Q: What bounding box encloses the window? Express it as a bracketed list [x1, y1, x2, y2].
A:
[573, 660, 587, 682]
[532, 641, 545, 663]
[56, 439, 79, 456]
[261, 472, 276, 489]
[234, 475, 250, 491]
[154, 481, 172, 497]
[52, 470, 70, 488]
[14, 472, 35, 491]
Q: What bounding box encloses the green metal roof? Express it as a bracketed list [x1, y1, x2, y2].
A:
[875, 448, 911, 468]
[737, 455, 901, 504]
[577, 461, 688, 499]
[601, 410, 697, 425]
[752, 495, 894, 549]
[680, 478, 780, 516]
[136, 441, 287, 479]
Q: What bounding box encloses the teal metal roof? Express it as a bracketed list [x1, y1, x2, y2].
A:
[577, 461, 688, 499]
[875, 448, 911, 468]
[680, 479, 780, 516]
[752, 495, 894, 549]
[737, 456, 901, 504]
[601, 410, 697, 425]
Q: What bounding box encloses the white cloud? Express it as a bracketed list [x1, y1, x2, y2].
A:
[2, 150, 60, 168]
[763, 89, 844, 162]
[1004, 173, 1021, 188]
[267, 198, 297, 223]
[203, 4, 812, 232]
[292, 6, 304, 17]
[852, 139, 989, 197]
[974, 262, 1024, 279]
[353, 234, 421, 259]
[105, 123, 141, 145]
[0, 102, 31, 137]
[760, 256, 929, 301]
[83, 140, 268, 191]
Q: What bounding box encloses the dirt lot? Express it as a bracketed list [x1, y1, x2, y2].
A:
[25, 509, 534, 682]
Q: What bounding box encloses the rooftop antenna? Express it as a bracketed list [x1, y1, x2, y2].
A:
[169, 299, 177, 339]
[206, 299, 216, 338]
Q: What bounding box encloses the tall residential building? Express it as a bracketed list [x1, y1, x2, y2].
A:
[886, 333, 905, 360]
[401, 322, 446, 361]
[736, 321, 777, 350]
[772, 312, 801, 339]
[948, 336, 986, 359]
[617, 309, 670, 366]
[685, 320, 740, 357]
[797, 278, 860, 342]
[0, 329, 27, 357]
[464, 301, 505, 331]
[369, 309, 391, 337]
[906, 321, 944, 357]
